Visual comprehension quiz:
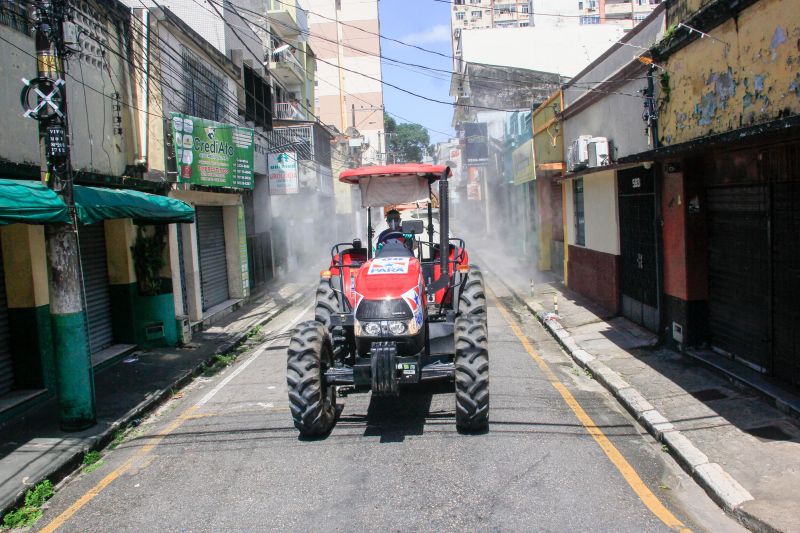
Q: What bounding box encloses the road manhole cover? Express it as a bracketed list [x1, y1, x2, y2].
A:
[689, 388, 729, 402]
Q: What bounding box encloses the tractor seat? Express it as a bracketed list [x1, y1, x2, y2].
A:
[375, 239, 414, 258]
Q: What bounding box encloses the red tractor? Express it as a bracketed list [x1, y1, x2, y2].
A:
[286, 164, 488, 436]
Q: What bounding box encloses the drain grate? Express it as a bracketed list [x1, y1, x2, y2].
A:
[689, 388, 729, 402]
[745, 425, 794, 442]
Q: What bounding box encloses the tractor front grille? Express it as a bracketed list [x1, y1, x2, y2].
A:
[356, 299, 412, 320]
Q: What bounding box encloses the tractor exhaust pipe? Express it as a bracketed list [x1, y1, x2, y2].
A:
[439, 168, 450, 281]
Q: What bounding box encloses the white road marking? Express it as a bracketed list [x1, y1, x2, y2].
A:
[195, 302, 313, 407]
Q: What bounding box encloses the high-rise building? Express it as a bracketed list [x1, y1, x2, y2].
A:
[307, 0, 385, 165]
[451, 0, 660, 67]
[576, 0, 662, 29]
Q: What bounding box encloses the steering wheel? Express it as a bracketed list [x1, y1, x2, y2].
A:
[378, 231, 406, 244]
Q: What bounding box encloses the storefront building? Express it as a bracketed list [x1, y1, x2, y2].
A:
[629, 0, 800, 385]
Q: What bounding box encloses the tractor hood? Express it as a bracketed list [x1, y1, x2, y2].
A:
[353, 256, 424, 316]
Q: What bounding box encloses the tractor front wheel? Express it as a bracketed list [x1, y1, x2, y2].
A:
[314, 277, 338, 329]
[287, 321, 337, 437]
[454, 315, 490, 432]
[459, 267, 487, 323]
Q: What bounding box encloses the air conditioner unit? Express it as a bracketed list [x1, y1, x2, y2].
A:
[587, 137, 610, 167]
[567, 135, 592, 172]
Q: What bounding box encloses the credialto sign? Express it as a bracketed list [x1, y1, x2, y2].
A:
[193, 136, 236, 157]
[170, 112, 254, 189]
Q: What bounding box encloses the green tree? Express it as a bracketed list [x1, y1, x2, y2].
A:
[384, 112, 431, 163]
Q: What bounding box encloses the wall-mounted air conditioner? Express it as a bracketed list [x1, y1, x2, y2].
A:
[567, 135, 592, 172]
[587, 137, 610, 167]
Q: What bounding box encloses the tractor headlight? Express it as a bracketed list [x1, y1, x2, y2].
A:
[388, 321, 407, 335]
[355, 318, 421, 337]
[363, 321, 382, 336]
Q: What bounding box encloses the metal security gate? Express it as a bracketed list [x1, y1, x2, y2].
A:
[618, 167, 659, 331]
[766, 144, 800, 386]
[0, 242, 14, 395]
[196, 206, 229, 311]
[79, 223, 114, 354]
[707, 185, 770, 371]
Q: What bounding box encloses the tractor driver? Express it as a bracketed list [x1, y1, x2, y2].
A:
[376, 209, 413, 252]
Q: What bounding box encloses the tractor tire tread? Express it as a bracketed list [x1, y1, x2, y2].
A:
[286, 320, 336, 436]
[454, 316, 490, 432]
[314, 278, 338, 329]
[459, 269, 487, 321]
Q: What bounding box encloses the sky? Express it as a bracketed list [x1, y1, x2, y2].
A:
[377, 0, 456, 144]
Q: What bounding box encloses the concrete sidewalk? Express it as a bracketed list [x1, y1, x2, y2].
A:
[482, 255, 800, 533]
[0, 279, 309, 517]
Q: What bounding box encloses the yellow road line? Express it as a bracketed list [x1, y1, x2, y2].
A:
[38, 406, 198, 533]
[491, 293, 691, 533]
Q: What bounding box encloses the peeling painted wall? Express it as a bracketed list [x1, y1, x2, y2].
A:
[659, 0, 800, 146]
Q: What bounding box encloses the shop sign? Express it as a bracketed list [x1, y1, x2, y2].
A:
[464, 123, 488, 167]
[513, 139, 536, 184]
[467, 166, 482, 201]
[238, 205, 250, 298]
[268, 152, 299, 195]
[170, 112, 254, 189]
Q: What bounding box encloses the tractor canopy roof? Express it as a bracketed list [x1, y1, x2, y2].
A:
[339, 164, 450, 208]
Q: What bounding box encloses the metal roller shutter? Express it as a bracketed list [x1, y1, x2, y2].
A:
[196, 206, 229, 311]
[0, 242, 13, 395]
[707, 185, 770, 371]
[79, 223, 114, 354]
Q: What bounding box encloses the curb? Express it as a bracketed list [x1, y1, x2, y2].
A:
[0, 286, 308, 518]
[524, 299, 777, 533]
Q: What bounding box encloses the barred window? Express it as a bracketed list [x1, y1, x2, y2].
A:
[182, 49, 227, 122]
[243, 65, 272, 130]
[0, 0, 31, 35]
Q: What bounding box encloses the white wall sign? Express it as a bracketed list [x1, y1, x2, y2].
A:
[268, 152, 299, 195]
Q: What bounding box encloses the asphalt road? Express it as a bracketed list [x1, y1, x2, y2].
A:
[34, 274, 743, 532]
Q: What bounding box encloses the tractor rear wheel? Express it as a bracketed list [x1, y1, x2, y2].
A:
[287, 321, 337, 437]
[454, 315, 490, 432]
[459, 267, 487, 322]
[314, 277, 338, 329]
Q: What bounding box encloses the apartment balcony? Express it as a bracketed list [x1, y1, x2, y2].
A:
[274, 102, 308, 121]
[262, 122, 332, 168]
[267, 0, 308, 38]
[269, 49, 304, 85]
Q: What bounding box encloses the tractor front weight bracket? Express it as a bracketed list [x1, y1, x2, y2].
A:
[371, 342, 399, 396]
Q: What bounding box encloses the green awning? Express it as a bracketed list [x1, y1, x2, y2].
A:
[73, 185, 195, 225]
[0, 179, 71, 225]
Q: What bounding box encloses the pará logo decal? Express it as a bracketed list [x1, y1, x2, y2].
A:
[368, 257, 410, 275]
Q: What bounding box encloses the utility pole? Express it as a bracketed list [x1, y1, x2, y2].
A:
[27, 0, 96, 431]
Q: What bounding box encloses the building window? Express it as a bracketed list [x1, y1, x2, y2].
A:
[469, 0, 481, 4]
[182, 50, 227, 122]
[471, 10, 482, 18]
[578, 1, 583, 9]
[519, 22, 529, 26]
[580, 15, 600, 24]
[243, 65, 272, 130]
[456, 11, 465, 20]
[521, 4, 529, 13]
[0, 0, 31, 34]
[634, 13, 647, 21]
[574, 178, 585, 246]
